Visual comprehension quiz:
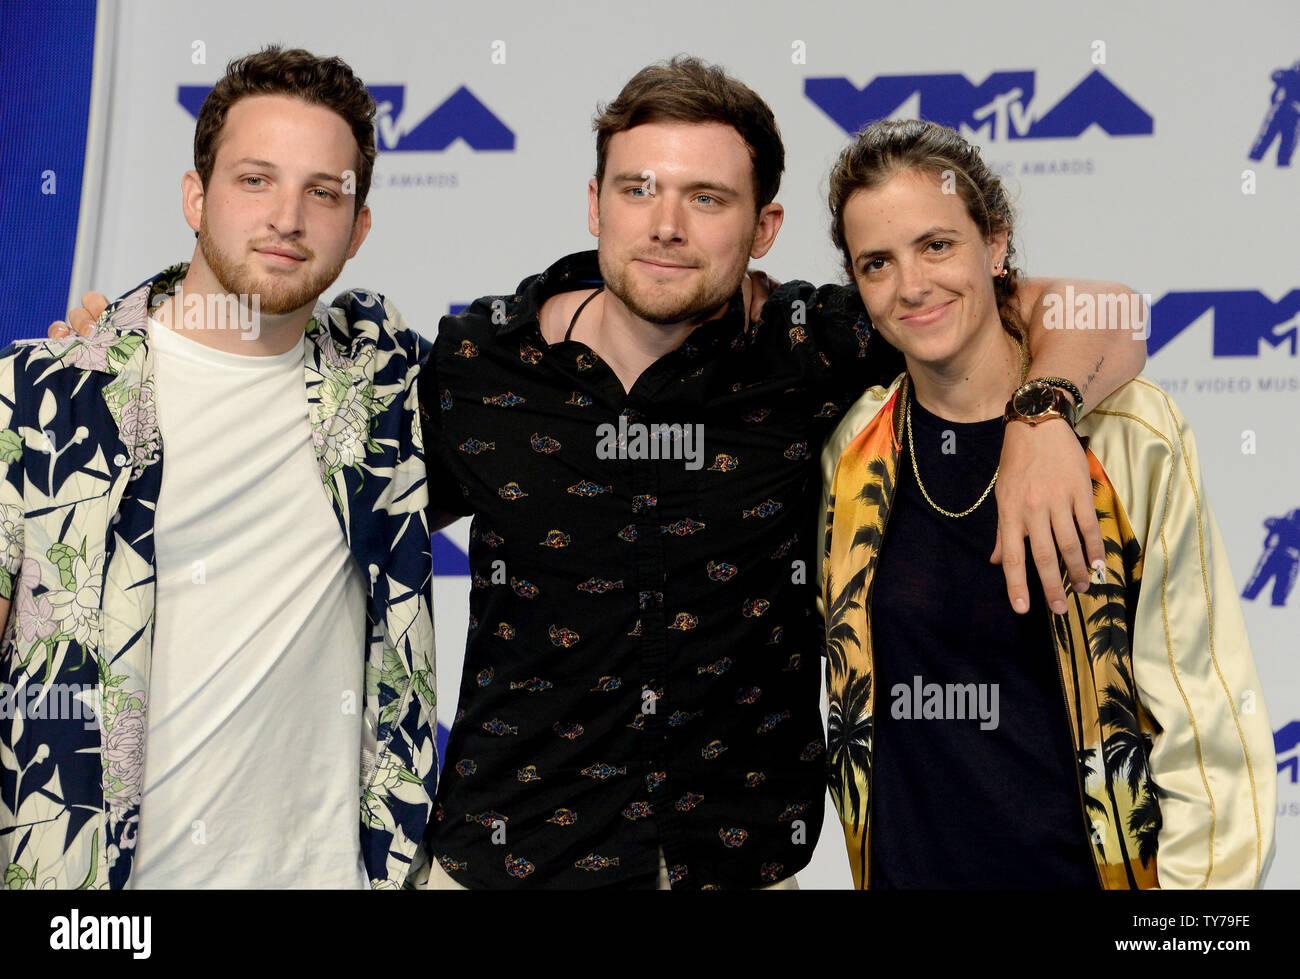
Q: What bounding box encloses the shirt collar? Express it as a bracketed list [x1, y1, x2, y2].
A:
[97, 264, 190, 337]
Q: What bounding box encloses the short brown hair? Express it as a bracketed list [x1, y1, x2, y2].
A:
[827, 119, 1025, 345]
[193, 45, 377, 214]
[593, 56, 784, 212]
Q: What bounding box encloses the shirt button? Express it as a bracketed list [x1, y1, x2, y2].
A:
[113, 453, 128, 467]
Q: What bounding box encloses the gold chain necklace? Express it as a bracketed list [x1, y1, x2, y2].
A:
[902, 373, 1000, 520]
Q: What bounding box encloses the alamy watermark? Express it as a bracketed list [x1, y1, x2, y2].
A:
[890, 675, 1000, 730]
[149, 286, 262, 341]
[595, 417, 705, 470]
[0, 682, 98, 730]
[50, 910, 151, 959]
[1041, 285, 1152, 341]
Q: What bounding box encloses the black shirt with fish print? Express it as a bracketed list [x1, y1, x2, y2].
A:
[418, 250, 903, 889]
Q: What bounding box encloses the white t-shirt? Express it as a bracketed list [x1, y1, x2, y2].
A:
[129, 317, 369, 889]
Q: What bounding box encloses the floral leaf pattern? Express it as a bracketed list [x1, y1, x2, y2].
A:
[0, 266, 437, 889]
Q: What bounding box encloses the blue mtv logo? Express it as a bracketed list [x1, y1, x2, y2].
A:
[368, 85, 513, 151]
[805, 69, 1153, 140]
[1278, 720, 1300, 784]
[1150, 290, 1300, 357]
[177, 84, 514, 152]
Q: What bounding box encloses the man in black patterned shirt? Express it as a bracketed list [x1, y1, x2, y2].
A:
[419, 57, 1147, 889]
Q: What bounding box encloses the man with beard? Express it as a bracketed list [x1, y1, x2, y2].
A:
[0, 46, 436, 889]
[418, 57, 1147, 889]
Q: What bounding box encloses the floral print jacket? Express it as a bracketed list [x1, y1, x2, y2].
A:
[819, 375, 1276, 889]
[0, 265, 437, 890]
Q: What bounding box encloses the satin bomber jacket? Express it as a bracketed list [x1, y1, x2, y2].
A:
[818, 374, 1276, 889]
[0, 266, 437, 889]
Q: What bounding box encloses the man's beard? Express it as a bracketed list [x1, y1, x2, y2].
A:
[599, 241, 751, 328]
[197, 214, 346, 316]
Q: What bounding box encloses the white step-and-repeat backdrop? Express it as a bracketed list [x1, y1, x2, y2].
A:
[70, 0, 1298, 887]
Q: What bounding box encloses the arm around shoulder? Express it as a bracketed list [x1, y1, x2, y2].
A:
[1019, 278, 1149, 413]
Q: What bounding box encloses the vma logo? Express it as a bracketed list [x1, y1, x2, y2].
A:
[177, 84, 514, 152]
[1278, 720, 1300, 784]
[805, 69, 1153, 140]
[1150, 290, 1300, 357]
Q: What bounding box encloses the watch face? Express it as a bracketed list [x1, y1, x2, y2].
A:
[1014, 384, 1056, 416]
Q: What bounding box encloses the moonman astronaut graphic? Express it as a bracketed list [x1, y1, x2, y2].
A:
[1277, 721, 1300, 784]
[1248, 60, 1300, 166]
[1242, 508, 1300, 607]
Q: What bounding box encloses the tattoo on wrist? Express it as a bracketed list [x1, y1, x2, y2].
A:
[1080, 355, 1103, 398]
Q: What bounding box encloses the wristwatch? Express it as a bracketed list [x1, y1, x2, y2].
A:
[1003, 378, 1082, 428]
[1032, 376, 1084, 416]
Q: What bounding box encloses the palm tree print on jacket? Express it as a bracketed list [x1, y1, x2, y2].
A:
[821, 387, 1160, 889]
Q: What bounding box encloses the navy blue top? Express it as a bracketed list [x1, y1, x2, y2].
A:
[869, 392, 1099, 889]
